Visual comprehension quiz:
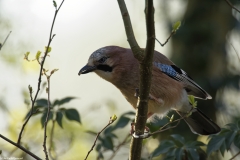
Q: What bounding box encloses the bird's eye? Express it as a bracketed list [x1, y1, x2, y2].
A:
[98, 57, 108, 63]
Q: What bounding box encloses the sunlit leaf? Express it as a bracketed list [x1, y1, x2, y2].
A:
[35, 51, 41, 61]
[172, 21, 181, 32]
[24, 52, 30, 61]
[45, 46, 51, 53]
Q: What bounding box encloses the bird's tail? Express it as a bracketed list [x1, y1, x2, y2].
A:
[177, 108, 221, 135]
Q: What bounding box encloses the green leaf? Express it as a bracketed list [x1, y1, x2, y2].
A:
[237, 120, 240, 129]
[24, 52, 30, 61]
[187, 148, 199, 160]
[85, 130, 97, 136]
[234, 134, 240, 148]
[65, 108, 81, 124]
[56, 111, 63, 128]
[207, 136, 225, 155]
[226, 123, 238, 131]
[53, 97, 76, 107]
[112, 116, 131, 130]
[151, 140, 175, 157]
[53, 0, 57, 8]
[188, 95, 197, 108]
[41, 111, 53, 128]
[36, 99, 49, 107]
[24, 106, 43, 120]
[172, 21, 181, 32]
[35, 51, 41, 61]
[101, 136, 114, 150]
[185, 141, 205, 148]
[164, 156, 176, 160]
[171, 134, 185, 146]
[175, 148, 184, 160]
[122, 111, 135, 116]
[96, 143, 102, 152]
[45, 46, 51, 53]
[219, 140, 226, 156]
[225, 130, 238, 150]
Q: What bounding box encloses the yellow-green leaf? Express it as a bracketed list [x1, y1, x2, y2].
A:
[50, 68, 59, 75]
[36, 51, 41, 61]
[188, 95, 197, 108]
[24, 52, 30, 61]
[45, 46, 51, 53]
[111, 114, 117, 122]
[172, 21, 181, 32]
[170, 114, 174, 122]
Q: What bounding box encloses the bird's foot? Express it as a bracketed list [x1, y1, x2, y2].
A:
[130, 122, 150, 139]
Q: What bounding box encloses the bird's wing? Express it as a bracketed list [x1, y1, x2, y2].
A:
[153, 62, 212, 100]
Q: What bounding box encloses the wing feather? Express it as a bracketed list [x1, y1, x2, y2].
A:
[153, 62, 212, 100]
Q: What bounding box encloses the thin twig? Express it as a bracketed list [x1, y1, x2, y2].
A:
[148, 116, 184, 137]
[85, 117, 116, 160]
[43, 76, 51, 160]
[108, 134, 131, 160]
[224, 0, 240, 13]
[0, 31, 12, 51]
[155, 31, 175, 47]
[48, 120, 56, 160]
[17, 0, 65, 145]
[230, 150, 240, 160]
[0, 134, 42, 160]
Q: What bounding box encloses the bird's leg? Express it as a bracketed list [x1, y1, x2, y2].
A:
[134, 88, 140, 98]
[130, 122, 150, 135]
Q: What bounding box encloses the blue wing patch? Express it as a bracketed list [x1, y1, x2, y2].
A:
[153, 62, 212, 99]
[153, 62, 178, 79]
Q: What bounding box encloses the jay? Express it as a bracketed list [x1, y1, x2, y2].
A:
[78, 46, 221, 135]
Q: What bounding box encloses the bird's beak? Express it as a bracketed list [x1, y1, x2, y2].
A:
[78, 65, 96, 75]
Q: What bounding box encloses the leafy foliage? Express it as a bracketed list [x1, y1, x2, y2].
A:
[150, 134, 205, 160]
[24, 97, 81, 128]
[86, 111, 134, 159]
[207, 119, 240, 156]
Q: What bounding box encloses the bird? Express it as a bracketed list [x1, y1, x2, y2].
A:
[78, 46, 221, 135]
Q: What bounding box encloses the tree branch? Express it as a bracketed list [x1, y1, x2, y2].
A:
[0, 31, 12, 51]
[230, 150, 240, 160]
[224, 0, 240, 13]
[117, 0, 144, 61]
[117, 0, 155, 159]
[0, 134, 42, 160]
[17, 0, 65, 145]
[85, 116, 117, 160]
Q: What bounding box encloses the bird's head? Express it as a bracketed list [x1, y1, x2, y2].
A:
[78, 46, 135, 83]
